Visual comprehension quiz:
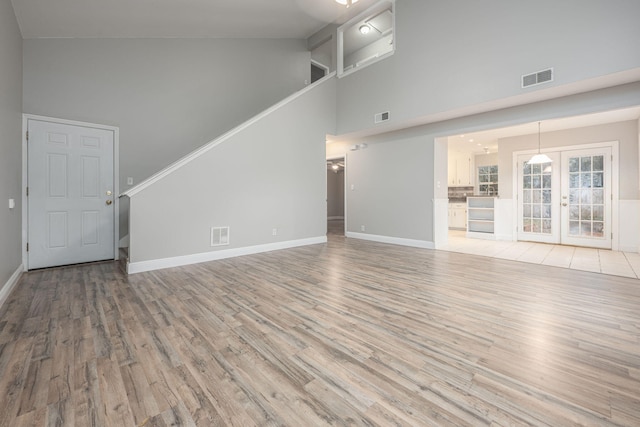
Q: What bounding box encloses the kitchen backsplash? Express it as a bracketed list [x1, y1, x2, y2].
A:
[448, 186, 473, 202]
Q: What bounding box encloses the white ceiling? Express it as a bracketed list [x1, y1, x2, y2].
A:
[448, 106, 640, 155]
[11, 0, 379, 39]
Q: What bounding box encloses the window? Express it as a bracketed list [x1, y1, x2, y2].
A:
[337, 0, 395, 77]
[478, 165, 498, 195]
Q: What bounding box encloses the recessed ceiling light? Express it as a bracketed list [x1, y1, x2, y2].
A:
[469, 139, 474, 142]
[359, 25, 370, 35]
[335, 0, 359, 7]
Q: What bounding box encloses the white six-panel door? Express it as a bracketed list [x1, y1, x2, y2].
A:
[28, 119, 115, 269]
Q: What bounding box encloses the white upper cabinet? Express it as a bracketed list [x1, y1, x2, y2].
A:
[448, 151, 474, 187]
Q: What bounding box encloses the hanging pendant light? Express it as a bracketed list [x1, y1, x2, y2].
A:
[528, 121, 553, 164]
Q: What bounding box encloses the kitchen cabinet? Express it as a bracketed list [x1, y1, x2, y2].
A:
[467, 197, 495, 238]
[448, 203, 467, 229]
[448, 151, 474, 186]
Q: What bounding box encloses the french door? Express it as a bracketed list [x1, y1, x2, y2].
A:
[517, 146, 612, 249]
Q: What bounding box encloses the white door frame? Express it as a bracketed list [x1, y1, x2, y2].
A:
[22, 114, 120, 270]
[512, 140, 619, 251]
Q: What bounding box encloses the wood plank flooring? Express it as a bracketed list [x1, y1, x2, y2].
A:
[1, 232, 639, 426]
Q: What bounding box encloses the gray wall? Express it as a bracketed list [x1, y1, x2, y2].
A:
[23, 38, 311, 238]
[0, 0, 23, 289]
[327, 169, 344, 218]
[335, 0, 640, 135]
[128, 77, 336, 264]
[475, 153, 499, 168]
[498, 120, 639, 199]
[347, 133, 434, 241]
[335, 83, 640, 245]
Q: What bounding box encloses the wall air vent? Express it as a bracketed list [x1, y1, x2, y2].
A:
[375, 111, 390, 123]
[522, 68, 553, 88]
[211, 226, 230, 246]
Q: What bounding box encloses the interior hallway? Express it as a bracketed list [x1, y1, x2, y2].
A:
[442, 230, 640, 279]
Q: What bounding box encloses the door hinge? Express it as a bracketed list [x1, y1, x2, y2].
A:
[26, 243, 29, 252]
[26, 130, 29, 141]
[26, 187, 29, 197]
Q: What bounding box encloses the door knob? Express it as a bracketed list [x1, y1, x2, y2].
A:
[561, 202, 567, 207]
[106, 190, 112, 196]
[106, 200, 113, 206]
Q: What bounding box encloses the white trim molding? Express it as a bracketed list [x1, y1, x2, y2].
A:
[619, 199, 640, 253]
[0, 264, 24, 309]
[123, 72, 336, 198]
[433, 198, 449, 249]
[127, 236, 327, 274]
[346, 232, 435, 249]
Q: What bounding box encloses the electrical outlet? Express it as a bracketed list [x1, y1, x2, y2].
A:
[272, 228, 277, 236]
[127, 177, 134, 185]
[360, 225, 365, 232]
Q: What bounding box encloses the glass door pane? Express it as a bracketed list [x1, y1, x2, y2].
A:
[561, 148, 611, 249]
[517, 153, 560, 244]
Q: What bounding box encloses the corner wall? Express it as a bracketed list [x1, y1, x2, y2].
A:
[0, 0, 23, 303]
[22, 38, 311, 240]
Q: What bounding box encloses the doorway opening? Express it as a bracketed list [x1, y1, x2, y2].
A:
[516, 142, 616, 249]
[437, 107, 640, 254]
[327, 157, 345, 236]
[311, 61, 328, 84]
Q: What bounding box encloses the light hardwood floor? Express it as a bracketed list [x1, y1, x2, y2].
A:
[1, 231, 639, 426]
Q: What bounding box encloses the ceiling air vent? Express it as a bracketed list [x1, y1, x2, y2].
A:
[522, 68, 553, 88]
[375, 111, 390, 123]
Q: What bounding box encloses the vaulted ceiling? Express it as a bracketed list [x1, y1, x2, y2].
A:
[11, 0, 378, 39]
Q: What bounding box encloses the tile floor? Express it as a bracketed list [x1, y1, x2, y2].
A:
[441, 230, 640, 279]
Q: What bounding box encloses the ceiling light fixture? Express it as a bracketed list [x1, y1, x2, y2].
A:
[528, 122, 553, 164]
[359, 25, 370, 34]
[335, 0, 359, 7]
[332, 164, 339, 171]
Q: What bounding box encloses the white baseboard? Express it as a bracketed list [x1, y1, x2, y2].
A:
[346, 232, 435, 249]
[328, 216, 344, 221]
[0, 264, 24, 309]
[119, 234, 129, 248]
[127, 236, 327, 274]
